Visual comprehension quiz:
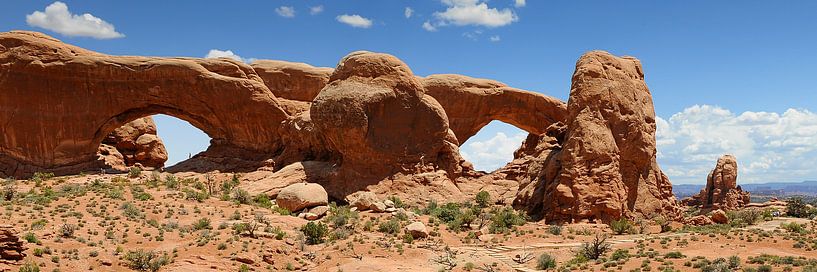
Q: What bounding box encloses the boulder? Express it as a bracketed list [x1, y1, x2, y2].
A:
[683, 155, 750, 210]
[0, 225, 25, 261]
[97, 117, 168, 170]
[276, 183, 328, 212]
[683, 215, 714, 226]
[405, 222, 428, 238]
[310, 51, 463, 195]
[309, 205, 330, 217]
[710, 209, 728, 224]
[346, 191, 379, 211]
[513, 51, 681, 222]
[370, 202, 387, 213]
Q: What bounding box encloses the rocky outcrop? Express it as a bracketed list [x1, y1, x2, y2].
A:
[683, 155, 750, 210]
[310, 51, 466, 196]
[0, 225, 25, 261]
[251, 60, 333, 102]
[512, 51, 681, 223]
[0, 31, 288, 178]
[421, 74, 568, 144]
[98, 117, 168, 170]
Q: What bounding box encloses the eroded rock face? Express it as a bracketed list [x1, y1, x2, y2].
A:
[512, 51, 681, 223]
[98, 117, 168, 170]
[421, 74, 568, 144]
[683, 155, 750, 210]
[251, 60, 333, 102]
[310, 51, 463, 179]
[0, 31, 288, 177]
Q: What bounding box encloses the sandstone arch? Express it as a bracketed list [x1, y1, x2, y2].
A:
[421, 74, 568, 144]
[0, 31, 289, 177]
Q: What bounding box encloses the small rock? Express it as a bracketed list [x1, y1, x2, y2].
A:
[304, 213, 319, 220]
[234, 255, 254, 265]
[385, 207, 397, 213]
[370, 202, 387, 213]
[710, 209, 728, 224]
[478, 234, 494, 242]
[309, 205, 330, 217]
[346, 191, 378, 211]
[405, 222, 428, 238]
[384, 199, 395, 208]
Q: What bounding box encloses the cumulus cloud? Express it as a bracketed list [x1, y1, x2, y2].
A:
[405, 7, 414, 18]
[515, 0, 526, 8]
[309, 5, 324, 15]
[489, 35, 501, 42]
[25, 1, 124, 39]
[657, 105, 817, 184]
[275, 6, 295, 18]
[336, 14, 373, 28]
[425, 0, 518, 30]
[460, 131, 527, 172]
[204, 49, 254, 63]
[422, 21, 438, 31]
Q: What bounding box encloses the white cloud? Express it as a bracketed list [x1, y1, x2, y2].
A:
[336, 14, 373, 28]
[657, 105, 817, 184]
[460, 131, 527, 172]
[515, 0, 526, 8]
[489, 35, 501, 42]
[427, 0, 518, 29]
[422, 21, 438, 31]
[275, 6, 295, 18]
[204, 49, 255, 63]
[309, 5, 324, 15]
[405, 7, 414, 18]
[25, 1, 124, 39]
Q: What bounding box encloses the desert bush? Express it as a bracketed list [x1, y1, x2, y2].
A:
[578, 234, 611, 260]
[192, 218, 211, 230]
[231, 188, 251, 205]
[18, 262, 40, 272]
[548, 225, 562, 235]
[164, 175, 179, 189]
[609, 218, 633, 235]
[378, 218, 401, 235]
[611, 249, 629, 261]
[664, 251, 685, 259]
[653, 216, 672, 232]
[728, 208, 762, 226]
[536, 253, 556, 270]
[786, 197, 814, 218]
[23, 232, 38, 243]
[128, 167, 142, 178]
[326, 204, 359, 228]
[60, 224, 77, 238]
[253, 194, 273, 208]
[387, 195, 405, 209]
[781, 222, 808, 234]
[475, 191, 491, 208]
[489, 206, 527, 234]
[301, 222, 328, 245]
[124, 250, 171, 271]
[3, 179, 16, 201]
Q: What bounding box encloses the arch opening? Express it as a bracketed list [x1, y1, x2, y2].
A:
[459, 120, 528, 173]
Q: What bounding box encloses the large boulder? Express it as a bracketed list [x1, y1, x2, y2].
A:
[683, 155, 750, 210]
[513, 51, 681, 223]
[405, 222, 428, 238]
[0, 225, 25, 261]
[276, 183, 329, 212]
[98, 117, 168, 169]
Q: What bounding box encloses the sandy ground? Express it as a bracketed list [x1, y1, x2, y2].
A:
[1, 172, 815, 272]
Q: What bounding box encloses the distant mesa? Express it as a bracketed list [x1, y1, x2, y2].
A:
[0, 31, 684, 223]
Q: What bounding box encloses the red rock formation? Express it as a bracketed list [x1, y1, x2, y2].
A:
[98, 117, 168, 170]
[683, 155, 750, 210]
[251, 60, 333, 102]
[0, 225, 25, 261]
[421, 74, 568, 144]
[0, 31, 288, 177]
[512, 51, 681, 222]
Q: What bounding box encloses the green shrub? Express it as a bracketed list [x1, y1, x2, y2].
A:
[548, 225, 562, 235]
[18, 262, 40, 272]
[164, 175, 179, 189]
[664, 251, 685, 259]
[232, 188, 251, 205]
[253, 194, 272, 208]
[301, 222, 328, 245]
[193, 218, 211, 230]
[128, 167, 142, 178]
[611, 249, 629, 261]
[781, 222, 807, 234]
[609, 218, 633, 235]
[121, 202, 142, 219]
[475, 191, 491, 208]
[325, 204, 359, 228]
[489, 206, 526, 234]
[378, 219, 401, 235]
[536, 253, 556, 270]
[23, 232, 38, 243]
[786, 197, 814, 218]
[124, 250, 171, 271]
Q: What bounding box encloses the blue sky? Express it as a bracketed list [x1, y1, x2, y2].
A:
[3, 1, 816, 184]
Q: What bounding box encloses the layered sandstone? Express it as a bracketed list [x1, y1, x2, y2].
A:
[0, 31, 288, 177]
[682, 155, 750, 210]
[512, 51, 681, 222]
